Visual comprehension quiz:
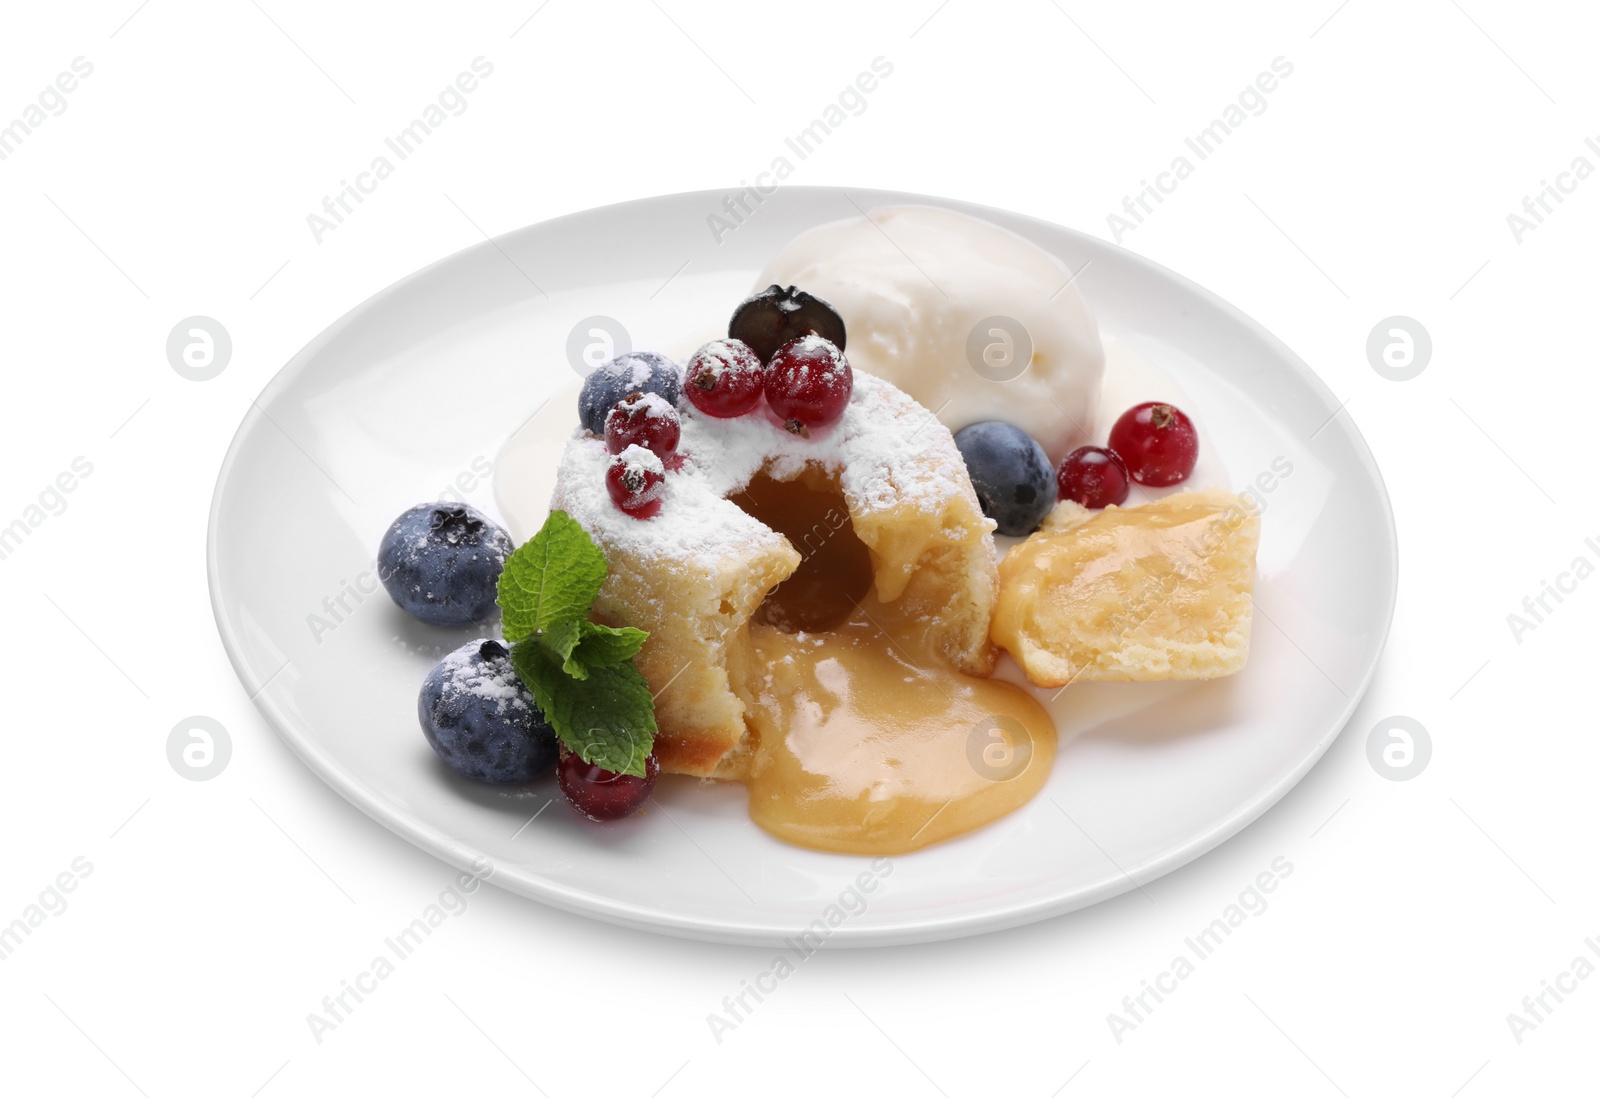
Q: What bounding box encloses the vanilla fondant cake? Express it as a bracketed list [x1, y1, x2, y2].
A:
[551, 370, 998, 778]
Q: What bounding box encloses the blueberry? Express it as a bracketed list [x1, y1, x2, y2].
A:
[953, 421, 1056, 537]
[378, 502, 513, 626]
[577, 352, 681, 436]
[728, 285, 847, 363]
[419, 640, 558, 783]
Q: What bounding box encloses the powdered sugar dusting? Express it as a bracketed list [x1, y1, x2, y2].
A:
[553, 371, 979, 561]
[687, 339, 760, 385]
[623, 358, 653, 388]
[624, 392, 675, 422]
[614, 443, 666, 499]
[790, 332, 841, 361]
[616, 444, 663, 473]
[436, 642, 532, 718]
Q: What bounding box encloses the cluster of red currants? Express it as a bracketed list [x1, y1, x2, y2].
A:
[1057, 402, 1199, 509]
[686, 284, 853, 435]
[600, 286, 855, 519]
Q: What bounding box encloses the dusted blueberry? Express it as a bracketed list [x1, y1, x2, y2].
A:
[953, 421, 1056, 537]
[577, 351, 681, 435]
[728, 285, 847, 363]
[419, 640, 558, 783]
[378, 502, 513, 626]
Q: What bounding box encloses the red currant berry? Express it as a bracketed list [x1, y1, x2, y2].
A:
[605, 446, 665, 519]
[604, 391, 679, 459]
[685, 339, 765, 418]
[1057, 446, 1130, 508]
[1107, 402, 1199, 486]
[558, 749, 659, 821]
[764, 334, 852, 437]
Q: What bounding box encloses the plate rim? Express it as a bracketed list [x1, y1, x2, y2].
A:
[206, 185, 1399, 946]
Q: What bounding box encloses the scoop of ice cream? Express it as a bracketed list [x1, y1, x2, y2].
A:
[754, 205, 1104, 461]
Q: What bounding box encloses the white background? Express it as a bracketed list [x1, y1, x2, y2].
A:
[1, 1, 1594, 1095]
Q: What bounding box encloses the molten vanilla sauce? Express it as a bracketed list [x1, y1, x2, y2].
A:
[728, 471, 1056, 855]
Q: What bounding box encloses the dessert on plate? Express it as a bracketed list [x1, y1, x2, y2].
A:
[552, 328, 1055, 853]
[378, 205, 1262, 855]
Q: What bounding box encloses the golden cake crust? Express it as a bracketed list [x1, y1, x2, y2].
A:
[992, 489, 1260, 687]
[551, 371, 998, 779]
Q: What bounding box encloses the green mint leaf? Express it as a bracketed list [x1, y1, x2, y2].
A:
[497, 510, 607, 644]
[541, 618, 586, 679]
[511, 642, 656, 777]
[570, 621, 648, 671]
[495, 510, 657, 774]
[536, 619, 646, 680]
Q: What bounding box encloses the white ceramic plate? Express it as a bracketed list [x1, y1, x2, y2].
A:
[208, 187, 1396, 946]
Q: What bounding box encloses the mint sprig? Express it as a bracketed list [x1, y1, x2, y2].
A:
[511, 645, 655, 777]
[497, 510, 656, 776]
[498, 510, 608, 645]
